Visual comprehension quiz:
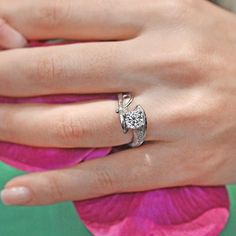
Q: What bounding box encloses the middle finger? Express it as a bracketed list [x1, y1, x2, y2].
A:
[0, 42, 133, 97]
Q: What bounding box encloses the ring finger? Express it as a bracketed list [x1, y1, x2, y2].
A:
[0, 99, 138, 148]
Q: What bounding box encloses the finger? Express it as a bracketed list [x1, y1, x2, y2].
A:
[0, 100, 135, 148]
[0, 142, 189, 206]
[0, 42, 132, 97]
[0, 18, 27, 49]
[1, 0, 141, 40]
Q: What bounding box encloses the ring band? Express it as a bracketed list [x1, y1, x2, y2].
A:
[116, 93, 147, 147]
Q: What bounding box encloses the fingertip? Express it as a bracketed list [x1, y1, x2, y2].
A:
[0, 186, 32, 206]
[0, 18, 27, 49]
[9, 32, 28, 48]
[3, 173, 56, 206]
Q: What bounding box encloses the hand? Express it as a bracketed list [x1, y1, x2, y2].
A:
[0, 0, 235, 206]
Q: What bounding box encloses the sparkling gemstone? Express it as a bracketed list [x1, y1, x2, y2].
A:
[125, 108, 145, 129]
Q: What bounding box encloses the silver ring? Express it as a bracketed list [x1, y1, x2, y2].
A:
[116, 93, 147, 147]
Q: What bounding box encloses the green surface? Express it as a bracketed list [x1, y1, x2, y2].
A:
[0, 162, 235, 236]
[222, 185, 236, 236]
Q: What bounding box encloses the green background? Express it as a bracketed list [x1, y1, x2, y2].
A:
[0, 162, 235, 236]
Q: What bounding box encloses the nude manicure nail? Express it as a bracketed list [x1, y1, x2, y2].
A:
[0, 187, 32, 205]
[0, 20, 27, 49]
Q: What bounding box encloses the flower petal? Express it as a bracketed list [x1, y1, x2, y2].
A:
[75, 187, 229, 236]
[0, 142, 110, 172]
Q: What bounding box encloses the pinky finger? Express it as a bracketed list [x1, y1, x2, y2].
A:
[0, 19, 27, 49]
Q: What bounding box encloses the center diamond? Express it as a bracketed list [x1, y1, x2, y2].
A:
[125, 108, 145, 129]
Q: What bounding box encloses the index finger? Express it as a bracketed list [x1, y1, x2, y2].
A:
[1, 0, 141, 40]
[0, 142, 185, 205]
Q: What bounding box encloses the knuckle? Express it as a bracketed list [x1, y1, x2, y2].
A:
[47, 175, 65, 203]
[0, 108, 15, 140]
[33, 54, 64, 87]
[38, 0, 71, 28]
[35, 55, 56, 84]
[154, 0, 197, 22]
[191, 157, 217, 186]
[93, 168, 117, 194]
[53, 112, 85, 146]
[166, 0, 194, 11]
[159, 0, 186, 16]
[175, 151, 203, 185]
[179, 147, 223, 186]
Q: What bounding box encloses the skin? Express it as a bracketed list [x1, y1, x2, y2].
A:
[0, 18, 26, 49]
[0, 0, 235, 206]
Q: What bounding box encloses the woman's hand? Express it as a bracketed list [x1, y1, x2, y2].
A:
[0, 0, 235, 206]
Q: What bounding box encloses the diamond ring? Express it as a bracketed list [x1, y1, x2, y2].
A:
[116, 93, 147, 147]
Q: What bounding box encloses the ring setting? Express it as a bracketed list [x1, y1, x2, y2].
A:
[116, 93, 147, 147]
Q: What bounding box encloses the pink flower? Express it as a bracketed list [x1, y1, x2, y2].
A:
[0, 94, 229, 236]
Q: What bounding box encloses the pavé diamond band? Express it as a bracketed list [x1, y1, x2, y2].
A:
[116, 93, 147, 147]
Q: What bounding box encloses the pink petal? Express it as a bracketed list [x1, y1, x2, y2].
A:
[0, 142, 110, 172]
[79, 208, 228, 236]
[75, 187, 229, 236]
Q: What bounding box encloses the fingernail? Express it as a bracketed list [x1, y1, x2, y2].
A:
[10, 33, 28, 48]
[0, 187, 32, 205]
[0, 20, 27, 48]
[5, 30, 28, 48]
